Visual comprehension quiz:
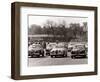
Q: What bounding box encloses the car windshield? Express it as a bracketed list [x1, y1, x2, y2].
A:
[55, 45, 65, 48]
[31, 44, 42, 48]
[69, 43, 74, 45]
[74, 45, 84, 49]
[47, 43, 56, 47]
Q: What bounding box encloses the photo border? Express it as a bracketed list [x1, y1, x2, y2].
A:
[11, 2, 98, 80]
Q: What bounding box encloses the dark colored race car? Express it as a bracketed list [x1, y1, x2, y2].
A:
[71, 44, 87, 59]
[28, 43, 44, 58]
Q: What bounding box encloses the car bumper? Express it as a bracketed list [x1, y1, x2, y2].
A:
[50, 52, 65, 56]
[71, 54, 87, 58]
[28, 51, 44, 57]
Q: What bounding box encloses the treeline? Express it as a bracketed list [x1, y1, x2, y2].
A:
[28, 20, 87, 42]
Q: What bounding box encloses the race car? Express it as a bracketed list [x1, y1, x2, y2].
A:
[50, 43, 68, 58]
[71, 44, 87, 59]
[28, 43, 44, 58]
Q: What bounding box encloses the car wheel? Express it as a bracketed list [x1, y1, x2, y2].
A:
[51, 55, 55, 58]
[42, 54, 44, 57]
[71, 56, 74, 59]
[51, 56, 53, 58]
[84, 55, 87, 58]
[31, 55, 34, 58]
[48, 53, 50, 56]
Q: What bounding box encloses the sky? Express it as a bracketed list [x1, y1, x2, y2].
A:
[28, 15, 88, 28]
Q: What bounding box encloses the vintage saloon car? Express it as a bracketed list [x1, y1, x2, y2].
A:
[28, 43, 44, 57]
[50, 43, 68, 58]
[71, 44, 87, 59]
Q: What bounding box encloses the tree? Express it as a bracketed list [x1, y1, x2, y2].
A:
[28, 24, 42, 35]
[69, 23, 81, 39]
[82, 22, 88, 41]
[83, 22, 87, 32]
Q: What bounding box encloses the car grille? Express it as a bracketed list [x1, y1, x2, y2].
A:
[52, 50, 63, 54]
[35, 50, 41, 53]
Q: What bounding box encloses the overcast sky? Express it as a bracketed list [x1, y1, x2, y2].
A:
[28, 15, 87, 28]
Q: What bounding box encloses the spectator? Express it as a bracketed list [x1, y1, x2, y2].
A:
[42, 41, 46, 49]
[56, 40, 59, 44]
[42, 41, 46, 56]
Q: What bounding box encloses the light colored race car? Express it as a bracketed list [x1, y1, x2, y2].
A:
[71, 44, 87, 59]
[50, 43, 68, 58]
[28, 43, 44, 58]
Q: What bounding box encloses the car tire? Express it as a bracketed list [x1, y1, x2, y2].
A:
[42, 54, 44, 57]
[71, 56, 74, 59]
[51, 56, 53, 58]
[51, 55, 55, 58]
[31, 55, 34, 58]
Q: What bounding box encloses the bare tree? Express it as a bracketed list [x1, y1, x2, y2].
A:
[28, 24, 42, 35]
[69, 23, 81, 39]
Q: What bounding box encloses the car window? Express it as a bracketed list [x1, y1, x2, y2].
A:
[32, 44, 42, 48]
[74, 45, 84, 49]
[55, 45, 65, 48]
[47, 43, 56, 47]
